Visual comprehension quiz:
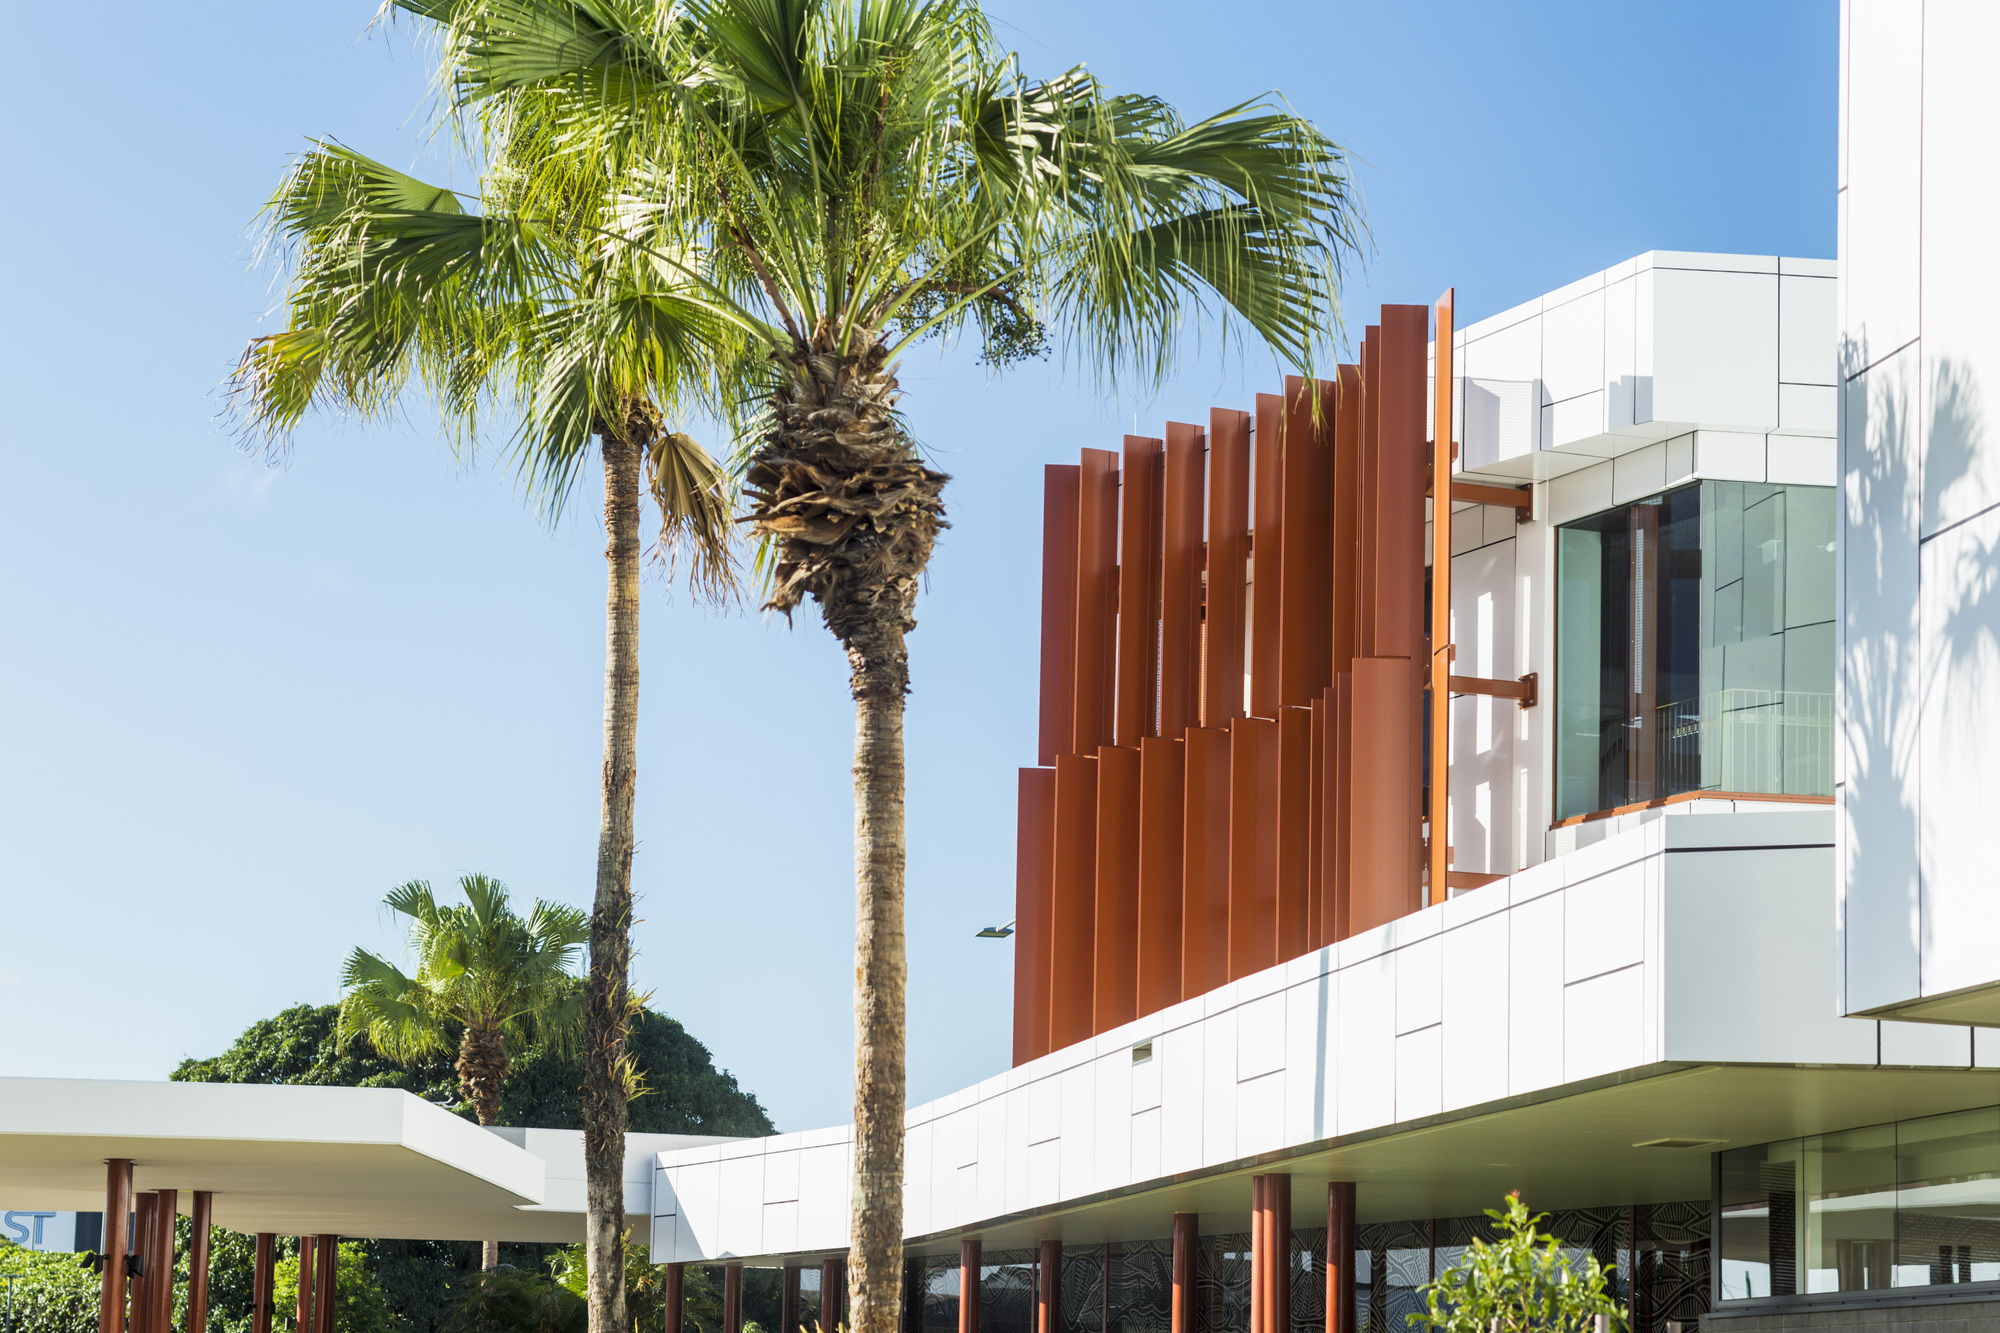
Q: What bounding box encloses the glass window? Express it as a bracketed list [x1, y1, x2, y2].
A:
[1803, 1123, 1896, 1293]
[1555, 481, 1836, 821]
[1895, 1106, 2000, 1286]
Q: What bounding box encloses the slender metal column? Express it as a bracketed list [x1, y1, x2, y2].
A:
[187, 1193, 213, 1333]
[724, 1263, 744, 1333]
[1325, 1183, 1355, 1333]
[97, 1160, 133, 1333]
[293, 1238, 315, 1333]
[130, 1193, 156, 1333]
[312, 1236, 335, 1333]
[1171, 1213, 1199, 1333]
[1427, 290, 1456, 906]
[820, 1257, 844, 1333]
[958, 1239, 981, 1333]
[1036, 1240, 1061, 1333]
[782, 1266, 800, 1333]
[151, 1191, 177, 1333]
[662, 1264, 685, 1333]
[250, 1236, 275, 1333]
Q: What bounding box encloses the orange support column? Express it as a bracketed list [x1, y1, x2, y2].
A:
[1181, 727, 1232, 999]
[293, 1237, 315, 1333]
[251, 1235, 275, 1333]
[1227, 716, 1280, 979]
[1327, 1182, 1357, 1333]
[1037, 1241, 1061, 1333]
[1171, 1213, 1199, 1333]
[1250, 392, 1285, 719]
[1159, 423, 1206, 737]
[1013, 768, 1056, 1065]
[1428, 290, 1456, 906]
[820, 1258, 844, 1333]
[1072, 449, 1119, 756]
[1250, 1175, 1291, 1333]
[129, 1194, 154, 1333]
[1038, 466, 1080, 767]
[152, 1191, 177, 1333]
[1049, 753, 1099, 1050]
[1204, 410, 1251, 727]
[188, 1192, 213, 1333]
[96, 1160, 132, 1333]
[313, 1235, 335, 1333]
[1135, 735, 1187, 1017]
[959, 1239, 982, 1333]
[663, 1264, 686, 1333]
[1093, 745, 1142, 1032]
[725, 1263, 744, 1333]
[1275, 706, 1313, 962]
[1116, 436, 1163, 747]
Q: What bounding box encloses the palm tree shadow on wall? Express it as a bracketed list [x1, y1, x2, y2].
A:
[1840, 336, 2000, 1012]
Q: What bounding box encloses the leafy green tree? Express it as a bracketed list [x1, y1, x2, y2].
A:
[1411, 1193, 1625, 1333]
[276, 1243, 397, 1333]
[0, 1237, 100, 1333]
[378, 6, 1363, 1329]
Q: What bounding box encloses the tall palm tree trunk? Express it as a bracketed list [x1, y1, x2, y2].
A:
[459, 1024, 513, 1271]
[585, 415, 643, 1333]
[745, 344, 946, 1333]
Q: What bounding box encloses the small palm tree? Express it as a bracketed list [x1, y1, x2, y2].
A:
[340, 873, 588, 1268]
[403, 4, 1362, 1329]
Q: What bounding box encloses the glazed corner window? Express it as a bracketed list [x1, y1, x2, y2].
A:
[1554, 481, 1835, 822]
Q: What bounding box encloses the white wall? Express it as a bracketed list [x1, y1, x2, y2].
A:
[1838, 0, 2000, 1021]
[652, 810, 1962, 1264]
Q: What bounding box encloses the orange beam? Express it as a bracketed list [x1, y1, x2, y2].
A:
[1072, 449, 1119, 755]
[1136, 735, 1186, 1018]
[1180, 726, 1232, 998]
[1049, 753, 1098, 1050]
[1448, 479, 1533, 518]
[1116, 436, 1164, 747]
[1429, 289, 1455, 907]
[1012, 767, 1056, 1065]
[1036, 466, 1079, 767]
[1203, 410, 1251, 727]
[1250, 392, 1284, 718]
[1093, 745, 1142, 1032]
[1227, 715, 1279, 979]
[1449, 673, 1538, 708]
[1159, 423, 1206, 738]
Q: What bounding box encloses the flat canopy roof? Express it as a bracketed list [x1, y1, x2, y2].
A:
[0, 1077, 547, 1241]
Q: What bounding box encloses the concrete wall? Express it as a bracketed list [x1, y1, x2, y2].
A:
[651, 811, 1983, 1264]
[1837, 1, 2000, 1023]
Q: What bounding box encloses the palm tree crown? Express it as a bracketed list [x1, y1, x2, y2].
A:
[339, 873, 588, 1127]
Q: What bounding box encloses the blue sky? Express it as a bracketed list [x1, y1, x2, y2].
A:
[0, 1, 1834, 1132]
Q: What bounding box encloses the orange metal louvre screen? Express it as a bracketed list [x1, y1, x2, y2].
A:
[1011, 305, 1435, 1065]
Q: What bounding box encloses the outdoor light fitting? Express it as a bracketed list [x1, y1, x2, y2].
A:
[975, 920, 1015, 939]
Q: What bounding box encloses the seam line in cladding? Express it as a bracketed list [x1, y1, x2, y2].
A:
[1663, 842, 1834, 854]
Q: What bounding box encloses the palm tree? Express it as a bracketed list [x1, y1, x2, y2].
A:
[403, 3, 1363, 1328]
[340, 873, 589, 1268]
[231, 125, 739, 1332]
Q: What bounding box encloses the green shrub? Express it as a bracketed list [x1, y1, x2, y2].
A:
[0, 1240, 103, 1333]
[1411, 1193, 1625, 1333]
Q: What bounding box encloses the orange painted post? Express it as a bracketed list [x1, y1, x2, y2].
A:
[959, 1239, 982, 1333]
[97, 1161, 132, 1333]
[152, 1191, 177, 1333]
[1250, 393, 1285, 719]
[1038, 466, 1080, 767]
[1275, 706, 1313, 963]
[783, 1266, 800, 1333]
[1249, 1176, 1267, 1333]
[820, 1258, 844, 1333]
[1279, 378, 1334, 710]
[1180, 726, 1233, 999]
[1331, 366, 1362, 681]
[725, 1263, 744, 1333]
[251, 1235, 275, 1333]
[1049, 753, 1099, 1050]
[1348, 658, 1420, 934]
[1116, 436, 1164, 747]
[1159, 424, 1206, 738]
[1204, 410, 1251, 728]
[1073, 449, 1120, 756]
[1307, 697, 1326, 950]
[1429, 290, 1456, 906]
[1356, 330, 1381, 653]
[1013, 768, 1057, 1065]
[1270, 1176, 1291, 1333]
[1093, 745, 1142, 1033]
[188, 1192, 213, 1333]
[130, 1194, 154, 1333]
[1037, 1241, 1061, 1333]
[1227, 715, 1280, 980]
[1329, 678, 1353, 943]
[1171, 1213, 1199, 1333]
[293, 1237, 315, 1333]
[1327, 1183, 1357, 1333]
[1136, 735, 1187, 1017]
[663, 1264, 686, 1333]
[313, 1235, 335, 1333]
[1379, 308, 1432, 898]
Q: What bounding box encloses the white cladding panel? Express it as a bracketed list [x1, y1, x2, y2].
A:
[1838, 0, 2000, 1017]
[652, 813, 1965, 1263]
